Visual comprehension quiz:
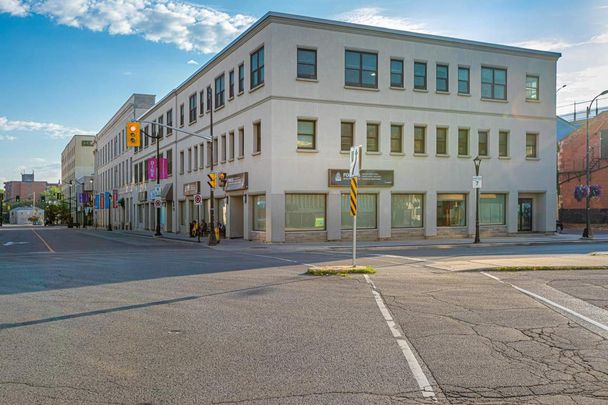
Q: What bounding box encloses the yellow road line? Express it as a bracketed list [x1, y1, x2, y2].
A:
[32, 229, 55, 253]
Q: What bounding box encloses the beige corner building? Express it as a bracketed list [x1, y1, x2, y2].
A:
[61, 134, 96, 221]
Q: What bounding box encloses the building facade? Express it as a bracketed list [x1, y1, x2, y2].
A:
[558, 112, 608, 223]
[94, 94, 155, 229]
[3, 173, 49, 203]
[95, 13, 560, 241]
[61, 134, 96, 222]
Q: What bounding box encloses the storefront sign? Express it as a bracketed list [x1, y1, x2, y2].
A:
[184, 181, 200, 196]
[224, 172, 248, 192]
[328, 169, 394, 187]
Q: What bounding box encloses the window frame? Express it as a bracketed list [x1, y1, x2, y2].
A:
[341, 121, 354, 152]
[391, 193, 424, 228]
[214, 74, 225, 108]
[390, 58, 404, 88]
[238, 127, 245, 158]
[458, 66, 470, 95]
[238, 63, 245, 94]
[526, 132, 538, 158]
[436, 127, 448, 155]
[199, 91, 204, 116]
[229, 70, 235, 99]
[253, 121, 261, 154]
[250, 46, 265, 89]
[458, 128, 469, 156]
[344, 50, 378, 89]
[414, 61, 427, 90]
[366, 122, 380, 152]
[436, 63, 449, 92]
[478, 130, 489, 157]
[481, 66, 507, 100]
[179, 104, 184, 127]
[414, 125, 426, 154]
[526, 74, 539, 101]
[297, 48, 317, 80]
[390, 124, 403, 153]
[285, 193, 326, 231]
[297, 119, 316, 150]
[499, 131, 509, 157]
[188, 93, 197, 124]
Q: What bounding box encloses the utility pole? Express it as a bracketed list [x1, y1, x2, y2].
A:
[68, 182, 73, 228]
[155, 127, 162, 236]
[208, 88, 217, 246]
[0, 191, 3, 227]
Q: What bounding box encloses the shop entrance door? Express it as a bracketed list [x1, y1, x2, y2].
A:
[518, 198, 533, 232]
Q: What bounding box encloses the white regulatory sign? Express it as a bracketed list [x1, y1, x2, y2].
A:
[154, 198, 162, 208]
[349, 145, 362, 178]
[194, 194, 203, 206]
[472, 176, 482, 189]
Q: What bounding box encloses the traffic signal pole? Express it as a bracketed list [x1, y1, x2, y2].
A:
[208, 92, 217, 246]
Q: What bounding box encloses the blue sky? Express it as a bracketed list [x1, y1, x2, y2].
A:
[1, 0, 607, 184]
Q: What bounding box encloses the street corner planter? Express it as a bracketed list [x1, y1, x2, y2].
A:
[306, 265, 376, 276]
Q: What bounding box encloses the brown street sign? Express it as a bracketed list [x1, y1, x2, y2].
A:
[328, 169, 394, 187]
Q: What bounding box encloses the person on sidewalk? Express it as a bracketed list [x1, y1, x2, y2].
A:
[193, 221, 199, 239]
[189, 221, 195, 237]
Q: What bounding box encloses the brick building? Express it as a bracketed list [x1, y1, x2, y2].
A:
[3, 173, 49, 203]
[558, 111, 608, 223]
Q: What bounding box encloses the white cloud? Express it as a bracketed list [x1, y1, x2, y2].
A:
[0, 116, 94, 139]
[187, 59, 199, 65]
[0, 0, 28, 16]
[1, 0, 256, 54]
[336, 7, 433, 34]
[0, 134, 16, 141]
[511, 39, 576, 52]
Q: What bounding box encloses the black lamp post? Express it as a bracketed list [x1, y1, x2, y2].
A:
[68, 181, 74, 228]
[0, 192, 3, 227]
[473, 156, 482, 244]
[584, 89, 608, 239]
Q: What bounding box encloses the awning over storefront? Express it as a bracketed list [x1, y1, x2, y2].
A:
[161, 183, 173, 201]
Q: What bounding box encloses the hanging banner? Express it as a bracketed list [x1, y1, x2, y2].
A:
[100, 193, 105, 209]
[95, 194, 100, 209]
[159, 157, 168, 180]
[148, 158, 158, 181]
[113, 189, 118, 208]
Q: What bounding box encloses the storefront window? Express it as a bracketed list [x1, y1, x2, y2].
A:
[341, 193, 377, 229]
[480, 193, 506, 225]
[285, 194, 325, 231]
[252, 195, 266, 231]
[391, 194, 423, 228]
[437, 194, 466, 226]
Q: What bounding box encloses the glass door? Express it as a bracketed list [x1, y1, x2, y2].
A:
[518, 198, 533, 232]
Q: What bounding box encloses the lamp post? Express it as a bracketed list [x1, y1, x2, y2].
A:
[0, 192, 3, 227]
[473, 156, 482, 244]
[107, 189, 113, 231]
[584, 89, 608, 239]
[68, 181, 74, 228]
[556, 84, 567, 94]
[208, 88, 217, 246]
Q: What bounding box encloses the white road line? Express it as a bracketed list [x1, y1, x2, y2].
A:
[364, 275, 437, 401]
[481, 272, 608, 333]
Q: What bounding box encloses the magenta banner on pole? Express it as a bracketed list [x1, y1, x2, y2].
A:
[159, 157, 168, 180]
[113, 189, 118, 209]
[147, 158, 157, 181]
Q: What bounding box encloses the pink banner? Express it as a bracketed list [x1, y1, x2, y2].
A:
[113, 189, 118, 209]
[159, 157, 168, 180]
[100, 193, 104, 209]
[147, 158, 157, 181]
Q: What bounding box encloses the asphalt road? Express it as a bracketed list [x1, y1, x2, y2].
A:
[1, 226, 607, 404]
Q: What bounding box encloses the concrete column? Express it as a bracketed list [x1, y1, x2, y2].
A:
[507, 191, 518, 234]
[326, 191, 341, 241]
[378, 190, 391, 239]
[543, 192, 555, 233]
[468, 191, 476, 237]
[267, 193, 285, 242]
[243, 195, 250, 240]
[424, 191, 437, 237]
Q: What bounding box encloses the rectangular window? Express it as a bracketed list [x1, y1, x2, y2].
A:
[229, 131, 235, 160]
[414, 126, 426, 154]
[151, 122, 156, 144]
[213, 138, 218, 164]
[221, 134, 226, 162]
[526, 75, 539, 100]
[392, 194, 424, 228]
[166, 149, 173, 176]
[341, 194, 377, 229]
[391, 124, 403, 153]
[437, 193, 466, 227]
[297, 48, 317, 79]
[238, 63, 245, 93]
[341, 122, 354, 152]
[458, 128, 469, 156]
[526, 133, 538, 158]
[166, 109, 173, 135]
[238, 128, 244, 157]
[206, 142, 211, 167]
[285, 194, 326, 231]
[187, 148, 192, 172]
[206, 86, 212, 111]
[390, 59, 404, 88]
[252, 195, 266, 231]
[480, 194, 506, 225]
[414, 62, 427, 90]
[199, 143, 204, 168]
[345, 50, 378, 88]
[478, 130, 489, 157]
[250, 46, 264, 88]
[179, 151, 184, 174]
[144, 126, 149, 148]
[199, 91, 204, 116]
[253, 122, 261, 153]
[229, 70, 235, 98]
[297, 119, 316, 150]
[601, 130, 608, 159]
[458, 67, 470, 94]
[189, 93, 197, 123]
[179, 104, 184, 127]
[366, 123, 379, 152]
[215, 74, 225, 107]
[134, 163, 139, 184]
[193, 145, 198, 170]
[481, 67, 507, 100]
[157, 115, 164, 138]
[436, 64, 449, 92]
[436, 127, 448, 155]
[499, 131, 509, 157]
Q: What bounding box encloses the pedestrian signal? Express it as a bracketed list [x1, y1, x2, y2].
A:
[126, 122, 141, 147]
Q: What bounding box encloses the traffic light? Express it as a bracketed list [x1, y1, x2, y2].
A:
[15, 195, 20, 202]
[207, 173, 216, 188]
[218, 172, 227, 188]
[126, 122, 141, 147]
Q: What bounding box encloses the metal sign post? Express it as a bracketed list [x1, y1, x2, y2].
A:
[349, 145, 362, 267]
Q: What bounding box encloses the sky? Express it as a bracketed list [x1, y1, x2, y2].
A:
[1, 0, 607, 185]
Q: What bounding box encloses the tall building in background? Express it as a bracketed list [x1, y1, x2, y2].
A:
[3, 173, 49, 203]
[61, 134, 96, 222]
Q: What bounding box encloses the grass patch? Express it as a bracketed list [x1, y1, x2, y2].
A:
[306, 266, 376, 276]
[491, 265, 608, 272]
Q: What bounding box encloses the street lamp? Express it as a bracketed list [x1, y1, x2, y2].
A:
[584, 89, 608, 239]
[473, 156, 482, 244]
[68, 180, 74, 228]
[556, 84, 567, 94]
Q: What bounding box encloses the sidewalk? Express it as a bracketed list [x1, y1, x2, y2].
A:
[98, 228, 608, 252]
